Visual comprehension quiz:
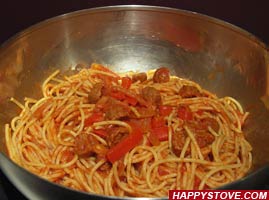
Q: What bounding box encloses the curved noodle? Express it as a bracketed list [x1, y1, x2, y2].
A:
[5, 63, 252, 197]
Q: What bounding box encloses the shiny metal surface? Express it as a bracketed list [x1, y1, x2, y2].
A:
[0, 5, 269, 199]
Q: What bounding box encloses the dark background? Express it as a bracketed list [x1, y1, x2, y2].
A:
[0, 0, 269, 45]
[0, 0, 269, 199]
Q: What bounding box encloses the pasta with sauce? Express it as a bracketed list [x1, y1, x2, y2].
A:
[5, 63, 252, 197]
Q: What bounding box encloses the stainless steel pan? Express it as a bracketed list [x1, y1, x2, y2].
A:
[0, 6, 269, 200]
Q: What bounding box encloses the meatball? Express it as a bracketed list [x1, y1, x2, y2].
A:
[103, 98, 131, 120]
[179, 85, 203, 98]
[153, 67, 170, 83]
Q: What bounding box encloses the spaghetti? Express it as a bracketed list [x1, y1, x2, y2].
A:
[5, 63, 252, 197]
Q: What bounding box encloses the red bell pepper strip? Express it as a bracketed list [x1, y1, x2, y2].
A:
[108, 88, 138, 106]
[90, 63, 119, 77]
[123, 95, 137, 106]
[106, 125, 143, 163]
[121, 76, 132, 89]
[111, 86, 149, 107]
[151, 126, 169, 141]
[178, 106, 193, 120]
[84, 112, 104, 126]
[90, 64, 120, 83]
[151, 116, 166, 128]
[159, 105, 173, 116]
[109, 91, 125, 100]
[148, 131, 160, 146]
[150, 116, 169, 141]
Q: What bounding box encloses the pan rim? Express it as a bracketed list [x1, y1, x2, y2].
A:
[0, 5, 268, 52]
[0, 5, 268, 199]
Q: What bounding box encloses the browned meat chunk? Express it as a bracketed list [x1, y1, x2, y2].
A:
[74, 133, 94, 157]
[106, 126, 129, 147]
[88, 82, 104, 103]
[74, 133, 107, 157]
[132, 72, 147, 83]
[200, 117, 219, 132]
[179, 85, 203, 98]
[172, 128, 215, 157]
[103, 98, 131, 120]
[188, 117, 219, 132]
[195, 130, 215, 148]
[153, 67, 170, 83]
[141, 86, 162, 105]
[172, 129, 187, 157]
